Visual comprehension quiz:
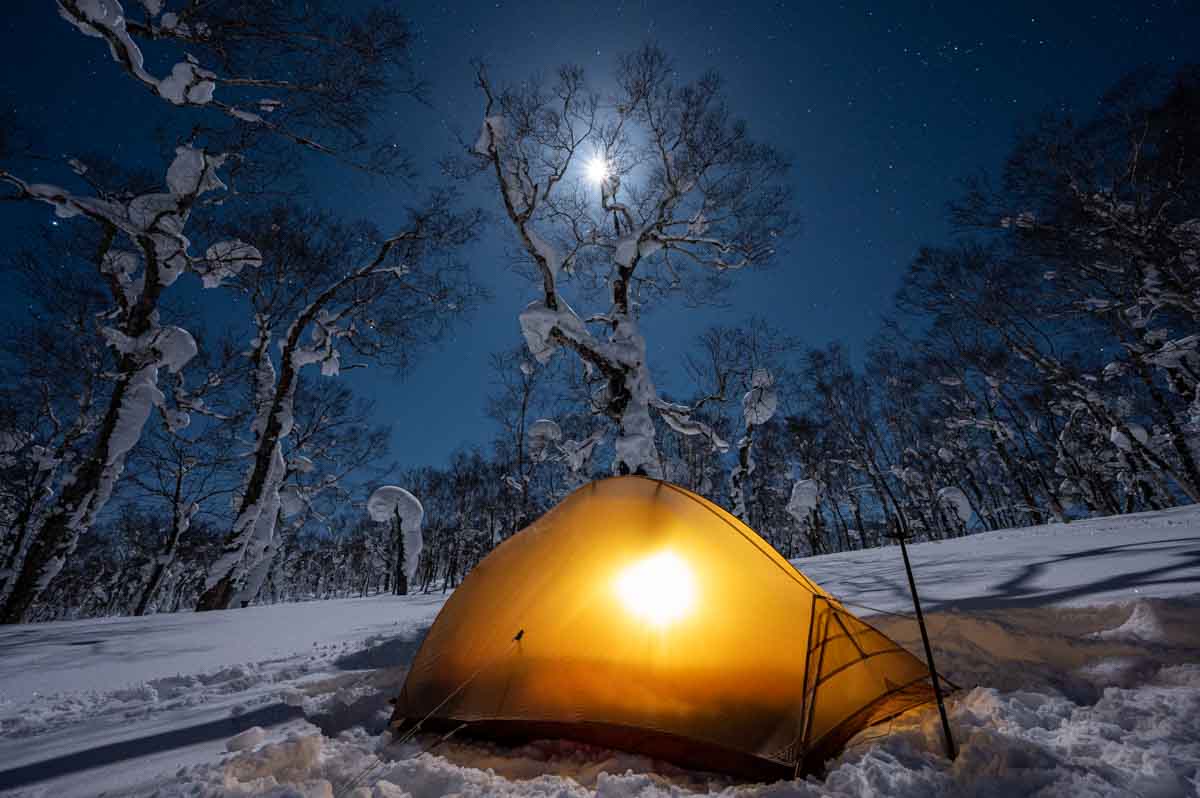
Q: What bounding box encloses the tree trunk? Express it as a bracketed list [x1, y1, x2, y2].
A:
[135, 560, 169, 617]
[393, 511, 408, 596]
[1, 370, 138, 624]
[0, 482, 50, 605]
[197, 341, 291, 612]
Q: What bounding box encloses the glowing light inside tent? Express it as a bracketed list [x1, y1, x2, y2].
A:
[614, 551, 696, 627]
[585, 155, 610, 184]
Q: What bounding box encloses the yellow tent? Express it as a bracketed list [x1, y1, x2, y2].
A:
[390, 476, 940, 778]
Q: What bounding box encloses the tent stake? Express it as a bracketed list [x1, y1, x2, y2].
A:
[896, 533, 957, 762]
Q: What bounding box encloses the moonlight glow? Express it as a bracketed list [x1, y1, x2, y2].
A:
[585, 155, 610, 184]
[614, 551, 696, 627]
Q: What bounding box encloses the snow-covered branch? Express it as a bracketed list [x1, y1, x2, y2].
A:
[56, 0, 420, 173]
[473, 46, 792, 477]
[0, 143, 260, 623]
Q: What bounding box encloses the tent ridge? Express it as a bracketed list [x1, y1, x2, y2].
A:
[656, 479, 827, 596]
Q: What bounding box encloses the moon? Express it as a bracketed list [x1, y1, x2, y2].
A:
[585, 155, 609, 184]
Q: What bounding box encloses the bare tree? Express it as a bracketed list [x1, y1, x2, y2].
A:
[0, 224, 118, 605]
[684, 318, 798, 523]
[124, 344, 244, 615]
[0, 0, 434, 622]
[952, 67, 1200, 503]
[465, 44, 794, 477]
[56, 0, 421, 174]
[0, 146, 249, 623]
[251, 377, 394, 605]
[196, 202, 480, 611]
[485, 346, 555, 528]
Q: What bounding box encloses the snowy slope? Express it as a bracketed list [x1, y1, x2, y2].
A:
[0, 507, 1197, 797]
[803, 502, 1200, 614]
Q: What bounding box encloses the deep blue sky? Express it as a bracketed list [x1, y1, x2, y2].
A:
[0, 1, 1193, 469]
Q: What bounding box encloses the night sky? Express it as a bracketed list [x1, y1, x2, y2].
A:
[0, 1, 1193, 469]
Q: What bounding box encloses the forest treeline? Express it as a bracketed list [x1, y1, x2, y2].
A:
[1, 2, 1197, 622]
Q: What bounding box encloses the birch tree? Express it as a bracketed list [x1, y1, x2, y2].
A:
[55, 0, 421, 174]
[0, 146, 255, 623]
[466, 45, 793, 477]
[0, 0, 433, 621]
[124, 366, 243, 616]
[195, 202, 479, 611]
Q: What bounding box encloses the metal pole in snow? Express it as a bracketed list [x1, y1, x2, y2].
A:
[897, 532, 957, 762]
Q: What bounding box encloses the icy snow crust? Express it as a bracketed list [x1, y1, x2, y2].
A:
[1, 506, 1198, 796]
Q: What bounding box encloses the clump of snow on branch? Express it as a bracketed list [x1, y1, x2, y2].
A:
[157, 60, 216, 105]
[102, 326, 198, 473]
[14, 146, 229, 282]
[165, 144, 226, 196]
[277, 486, 307, 520]
[290, 309, 344, 377]
[518, 300, 586, 365]
[742, 368, 778, 426]
[731, 368, 778, 522]
[473, 115, 506, 157]
[609, 316, 661, 477]
[558, 431, 604, 474]
[526, 228, 564, 280]
[1109, 424, 1149, 452]
[527, 418, 562, 463]
[199, 240, 263, 289]
[368, 486, 424, 579]
[651, 399, 730, 452]
[100, 249, 141, 305]
[787, 478, 820, 524]
[58, 0, 218, 107]
[519, 297, 691, 477]
[937, 486, 973, 525]
[527, 418, 603, 477]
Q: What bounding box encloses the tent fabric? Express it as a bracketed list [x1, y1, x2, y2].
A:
[390, 476, 938, 777]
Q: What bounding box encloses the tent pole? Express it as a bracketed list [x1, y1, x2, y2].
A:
[792, 594, 820, 778]
[897, 533, 957, 761]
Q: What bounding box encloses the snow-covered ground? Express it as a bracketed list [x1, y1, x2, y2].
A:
[1, 507, 1198, 797]
[802, 502, 1200, 614]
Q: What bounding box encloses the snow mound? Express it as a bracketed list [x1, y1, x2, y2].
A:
[1092, 601, 1170, 643]
[226, 725, 266, 752]
[222, 731, 324, 791]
